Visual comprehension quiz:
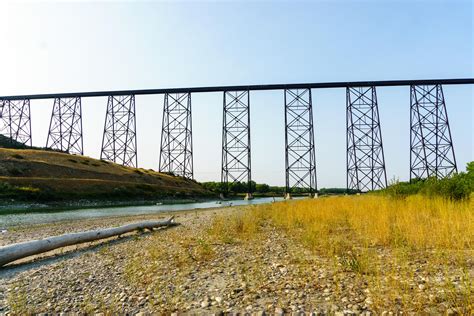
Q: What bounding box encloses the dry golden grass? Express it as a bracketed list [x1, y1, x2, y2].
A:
[212, 194, 473, 312]
[263, 195, 473, 252]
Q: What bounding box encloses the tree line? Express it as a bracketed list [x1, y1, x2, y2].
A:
[201, 181, 358, 195]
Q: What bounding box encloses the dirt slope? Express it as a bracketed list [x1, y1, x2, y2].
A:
[0, 148, 210, 201]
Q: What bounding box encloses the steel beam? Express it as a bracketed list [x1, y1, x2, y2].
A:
[346, 87, 387, 192]
[410, 84, 457, 179]
[221, 90, 251, 193]
[46, 97, 83, 154]
[0, 99, 32, 146]
[100, 95, 137, 167]
[159, 93, 193, 179]
[284, 88, 317, 195]
[1, 78, 472, 100]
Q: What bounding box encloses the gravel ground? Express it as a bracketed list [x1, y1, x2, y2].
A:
[0, 207, 472, 315]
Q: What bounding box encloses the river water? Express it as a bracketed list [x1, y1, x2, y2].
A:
[0, 197, 287, 227]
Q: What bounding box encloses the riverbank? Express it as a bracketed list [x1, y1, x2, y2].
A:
[0, 197, 214, 215]
[1, 196, 472, 314]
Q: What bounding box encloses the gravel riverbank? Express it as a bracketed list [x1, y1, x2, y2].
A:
[0, 206, 471, 315]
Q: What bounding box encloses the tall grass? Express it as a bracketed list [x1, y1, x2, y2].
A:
[212, 194, 473, 311]
[263, 195, 473, 252]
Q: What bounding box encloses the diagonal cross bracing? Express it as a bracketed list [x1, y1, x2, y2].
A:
[346, 86, 387, 192]
[46, 97, 83, 155]
[159, 93, 193, 179]
[100, 95, 137, 167]
[221, 90, 251, 192]
[0, 99, 32, 146]
[284, 88, 317, 194]
[410, 84, 457, 179]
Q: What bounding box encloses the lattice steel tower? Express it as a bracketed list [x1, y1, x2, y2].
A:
[0, 99, 32, 146]
[159, 93, 193, 179]
[284, 88, 317, 195]
[100, 95, 138, 167]
[46, 97, 83, 154]
[410, 84, 457, 179]
[221, 90, 251, 192]
[346, 86, 387, 192]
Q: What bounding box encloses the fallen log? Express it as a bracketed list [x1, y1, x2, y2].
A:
[0, 216, 178, 267]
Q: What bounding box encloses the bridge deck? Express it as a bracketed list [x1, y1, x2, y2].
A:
[1, 78, 473, 100]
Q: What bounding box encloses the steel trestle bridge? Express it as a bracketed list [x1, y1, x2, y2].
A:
[1, 78, 473, 196]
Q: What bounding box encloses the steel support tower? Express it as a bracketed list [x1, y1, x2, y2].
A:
[221, 90, 251, 192]
[284, 88, 317, 195]
[346, 86, 387, 192]
[100, 95, 137, 167]
[159, 93, 193, 179]
[410, 84, 457, 179]
[0, 99, 32, 146]
[46, 97, 83, 154]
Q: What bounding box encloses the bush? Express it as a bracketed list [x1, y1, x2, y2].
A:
[8, 168, 23, 176]
[383, 162, 473, 201]
[11, 154, 24, 159]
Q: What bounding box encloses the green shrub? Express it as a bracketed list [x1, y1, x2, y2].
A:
[8, 168, 23, 176]
[383, 162, 473, 201]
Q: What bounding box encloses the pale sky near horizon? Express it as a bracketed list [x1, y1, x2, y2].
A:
[0, 0, 472, 187]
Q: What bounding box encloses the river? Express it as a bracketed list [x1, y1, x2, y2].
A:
[0, 197, 289, 227]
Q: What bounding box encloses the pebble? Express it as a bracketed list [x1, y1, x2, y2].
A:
[0, 208, 467, 315]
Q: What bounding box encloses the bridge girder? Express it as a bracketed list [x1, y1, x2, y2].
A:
[159, 93, 193, 179]
[410, 84, 457, 179]
[0, 99, 32, 146]
[284, 88, 317, 195]
[346, 86, 387, 192]
[46, 97, 83, 155]
[100, 95, 138, 167]
[221, 90, 251, 193]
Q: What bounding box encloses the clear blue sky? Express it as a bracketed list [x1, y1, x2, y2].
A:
[0, 1, 472, 187]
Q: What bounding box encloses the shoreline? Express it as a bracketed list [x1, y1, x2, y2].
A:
[0, 196, 218, 215]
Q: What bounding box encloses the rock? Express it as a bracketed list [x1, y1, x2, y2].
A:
[215, 296, 223, 304]
[275, 307, 284, 315]
[201, 300, 210, 308]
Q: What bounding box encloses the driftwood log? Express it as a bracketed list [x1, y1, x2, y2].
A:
[0, 216, 178, 267]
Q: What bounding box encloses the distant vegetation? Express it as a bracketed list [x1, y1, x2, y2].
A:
[382, 161, 474, 201]
[201, 181, 357, 196]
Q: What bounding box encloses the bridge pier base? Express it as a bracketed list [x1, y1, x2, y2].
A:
[100, 95, 137, 167]
[244, 193, 254, 200]
[410, 84, 457, 179]
[346, 86, 387, 192]
[284, 193, 292, 200]
[46, 97, 83, 155]
[0, 99, 32, 146]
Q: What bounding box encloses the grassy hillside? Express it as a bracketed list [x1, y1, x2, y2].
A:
[0, 148, 211, 202]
